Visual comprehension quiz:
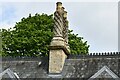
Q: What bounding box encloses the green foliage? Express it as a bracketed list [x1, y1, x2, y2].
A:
[0, 30, 2, 56]
[2, 13, 89, 57]
[68, 30, 89, 54]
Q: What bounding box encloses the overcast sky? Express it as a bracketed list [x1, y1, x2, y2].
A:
[0, 0, 119, 53]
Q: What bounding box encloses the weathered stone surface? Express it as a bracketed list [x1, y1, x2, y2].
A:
[1, 55, 120, 79]
[50, 36, 65, 47]
[49, 49, 67, 73]
[63, 56, 120, 79]
[49, 2, 70, 74]
[2, 57, 49, 78]
[53, 2, 64, 37]
[49, 36, 68, 73]
[50, 36, 70, 55]
[63, 11, 69, 44]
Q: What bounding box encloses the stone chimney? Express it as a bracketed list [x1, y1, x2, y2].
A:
[49, 2, 70, 74]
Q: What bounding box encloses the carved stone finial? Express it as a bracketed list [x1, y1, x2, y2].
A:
[63, 11, 67, 19]
[63, 11, 68, 43]
[53, 2, 64, 37]
[56, 2, 62, 7]
[62, 7, 65, 11]
[53, 11, 63, 37]
[56, 2, 62, 11]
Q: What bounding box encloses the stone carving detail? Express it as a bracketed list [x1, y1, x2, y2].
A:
[53, 2, 64, 37]
[49, 2, 70, 74]
[53, 2, 69, 45]
[63, 11, 68, 44]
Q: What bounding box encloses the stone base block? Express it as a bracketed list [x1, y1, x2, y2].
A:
[49, 49, 67, 73]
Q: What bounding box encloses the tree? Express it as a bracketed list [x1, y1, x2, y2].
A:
[2, 13, 89, 57]
[0, 30, 2, 56]
[68, 30, 89, 54]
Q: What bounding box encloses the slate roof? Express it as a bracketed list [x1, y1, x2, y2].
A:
[1, 52, 120, 79]
[0, 68, 20, 80]
[88, 66, 119, 79]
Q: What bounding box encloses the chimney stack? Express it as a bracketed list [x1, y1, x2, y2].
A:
[49, 2, 70, 74]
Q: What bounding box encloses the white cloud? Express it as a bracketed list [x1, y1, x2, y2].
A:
[0, 2, 55, 29]
[0, 21, 15, 29]
[66, 2, 118, 52]
[0, 0, 119, 2]
[0, 2, 118, 53]
[0, 4, 2, 22]
[0, 7, 2, 17]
